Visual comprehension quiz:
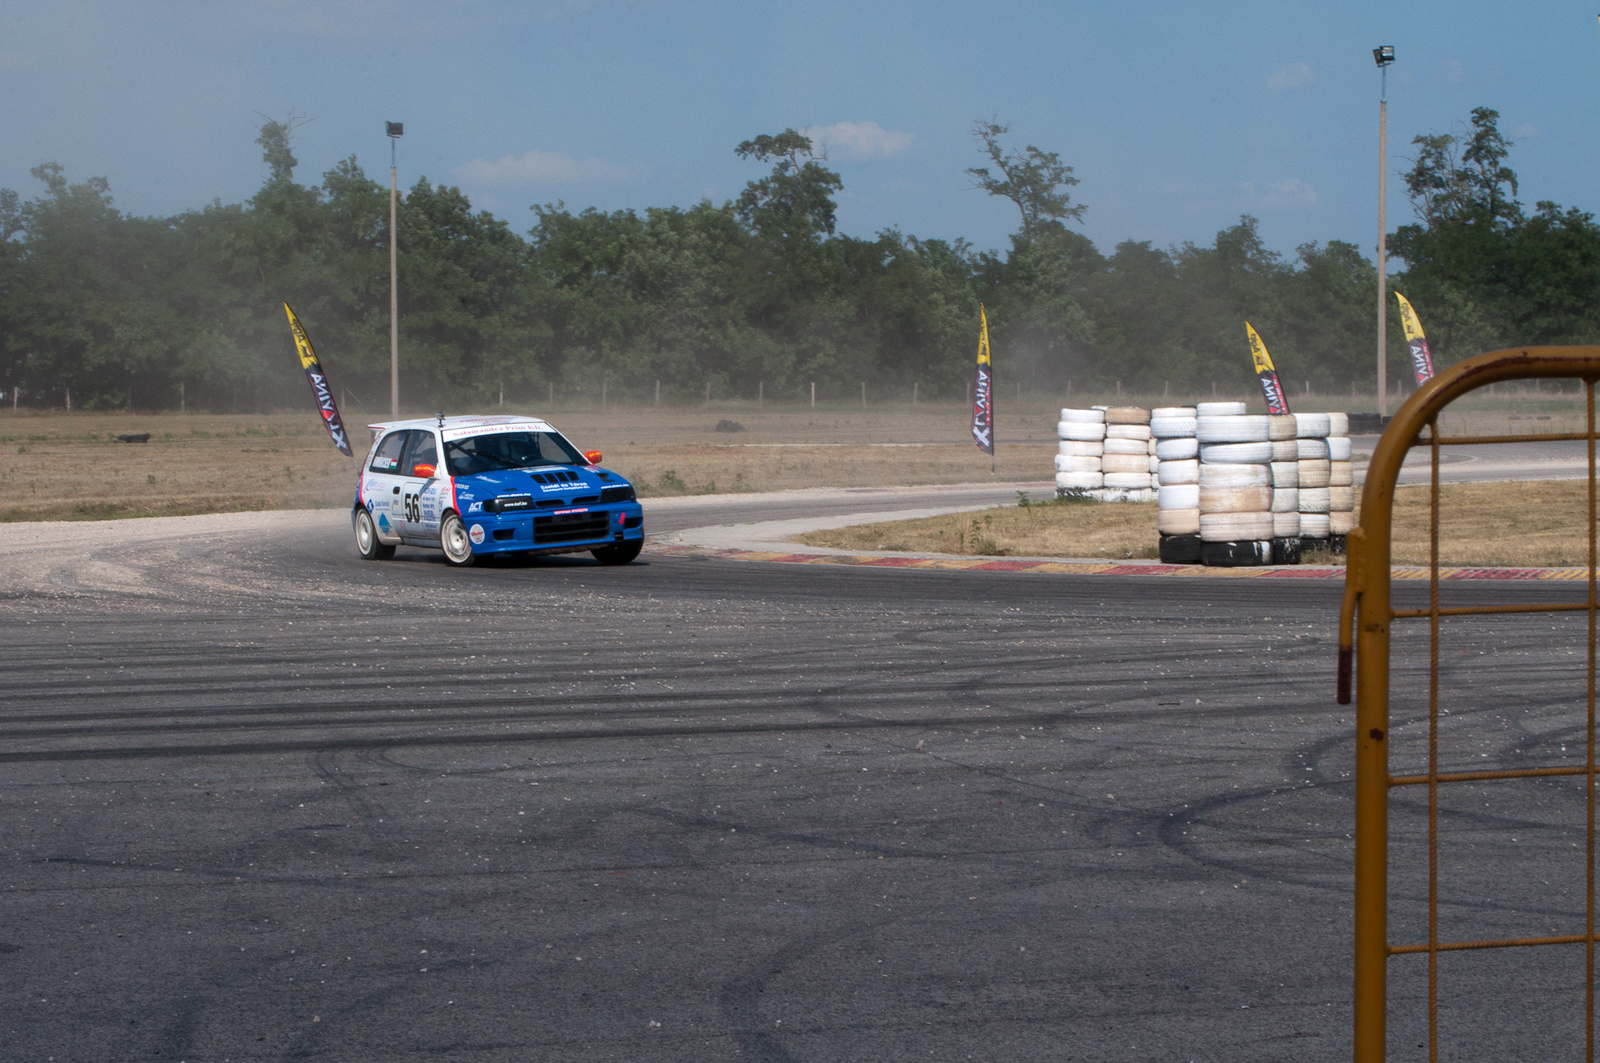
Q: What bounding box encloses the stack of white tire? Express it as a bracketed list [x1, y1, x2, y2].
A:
[1267, 413, 1300, 542]
[1099, 406, 1155, 498]
[1055, 408, 1105, 492]
[1195, 402, 1274, 562]
[1294, 412, 1334, 542]
[1152, 406, 1201, 562]
[1327, 412, 1354, 537]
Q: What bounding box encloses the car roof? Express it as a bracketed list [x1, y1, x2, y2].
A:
[366, 415, 551, 435]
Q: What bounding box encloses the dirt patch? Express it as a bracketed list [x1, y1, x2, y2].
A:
[796, 480, 1600, 569]
[796, 496, 1161, 560]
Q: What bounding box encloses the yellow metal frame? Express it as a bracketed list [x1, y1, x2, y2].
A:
[1339, 346, 1600, 1062]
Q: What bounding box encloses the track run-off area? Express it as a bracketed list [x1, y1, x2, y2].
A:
[2, 461, 1596, 1061]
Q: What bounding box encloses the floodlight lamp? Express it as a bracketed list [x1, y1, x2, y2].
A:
[386, 122, 404, 138]
[1373, 46, 1394, 67]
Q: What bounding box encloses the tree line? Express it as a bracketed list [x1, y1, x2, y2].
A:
[1, 110, 1595, 413]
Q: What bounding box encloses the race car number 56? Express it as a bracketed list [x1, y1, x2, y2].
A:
[404, 493, 421, 522]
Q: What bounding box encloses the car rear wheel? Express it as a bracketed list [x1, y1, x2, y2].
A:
[591, 539, 642, 565]
[440, 512, 477, 567]
[355, 508, 395, 560]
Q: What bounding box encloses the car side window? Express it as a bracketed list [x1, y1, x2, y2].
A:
[369, 431, 409, 474]
[405, 432, 438, 477]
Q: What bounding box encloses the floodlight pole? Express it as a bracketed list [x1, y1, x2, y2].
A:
[1374, 48, 1394, 419]
[387, 122, 403, 418]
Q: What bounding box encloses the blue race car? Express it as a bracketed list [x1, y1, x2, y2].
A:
[351, 415, 644, 566]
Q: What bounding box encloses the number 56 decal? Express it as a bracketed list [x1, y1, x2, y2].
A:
[404, 493, 422, 523]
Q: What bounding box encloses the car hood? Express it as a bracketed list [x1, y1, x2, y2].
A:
[453, 465, 621, 506]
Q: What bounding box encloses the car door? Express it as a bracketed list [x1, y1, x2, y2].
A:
[397, 429, 444, 540]
[362, 429, 411, 541]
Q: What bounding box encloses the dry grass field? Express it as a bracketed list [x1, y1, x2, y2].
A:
[797, 480, 1600, 569]
[0, 401, 1062, 522]
[0, 385, 1588, 551]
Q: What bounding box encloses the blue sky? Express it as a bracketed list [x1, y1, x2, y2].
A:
[3, 0, 1596, 263]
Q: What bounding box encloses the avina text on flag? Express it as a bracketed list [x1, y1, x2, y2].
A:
[1394, 292, 1435, 386]
[284, 303, 353, 456]
[971, 305, 994, 458]
[1245, 322, 1290, 416]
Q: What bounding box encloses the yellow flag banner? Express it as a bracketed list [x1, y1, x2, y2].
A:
[1244, 322, 1289, 416]
[970, 306, 994, 456]
[1393, 292, 1435, 385]
[284, 303, 353, 456]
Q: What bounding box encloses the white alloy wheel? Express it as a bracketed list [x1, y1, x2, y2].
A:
[440, 511, 478, 566]
[354, 508, 395, 561]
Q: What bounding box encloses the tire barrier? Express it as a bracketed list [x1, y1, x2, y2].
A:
[1055, 407, 1106, 491]
[1054, 402, 1363, 566]
[1057, 406, 1153, 499]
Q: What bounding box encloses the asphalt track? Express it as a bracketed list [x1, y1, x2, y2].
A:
[2, 479, 1597, 1061]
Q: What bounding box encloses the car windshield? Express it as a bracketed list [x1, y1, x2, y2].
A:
[444, 430, 585, 475]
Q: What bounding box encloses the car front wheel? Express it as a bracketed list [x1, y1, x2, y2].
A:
[591, 539, 642, 565]
[440, 512, 477, 567]
[355, 508, 395, 560]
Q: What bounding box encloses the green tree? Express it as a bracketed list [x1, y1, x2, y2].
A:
[967, 119, 1085, 241]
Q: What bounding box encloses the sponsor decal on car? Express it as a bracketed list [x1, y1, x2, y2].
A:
[469, 524, 485, 545]
[468, 502, 483, 513]
[440, 420, 554, 442]
[553, 508, 589, 515]
[378, 512, 391, 532]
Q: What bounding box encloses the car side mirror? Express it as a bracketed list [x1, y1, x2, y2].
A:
[583, 450, 602, 465]
[411, 462, 436, 478]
